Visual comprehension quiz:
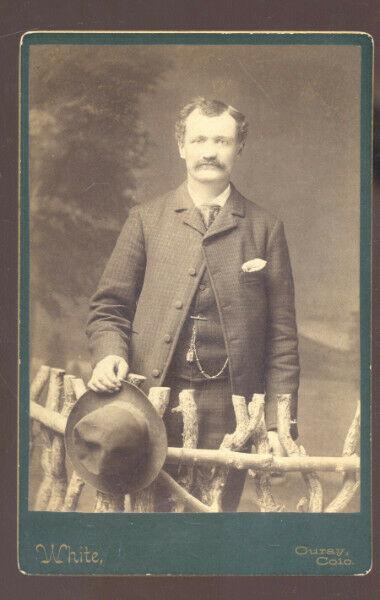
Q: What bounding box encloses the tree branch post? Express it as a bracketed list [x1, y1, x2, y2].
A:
[277, 394, 323, 512]
[171, 389, 199, 512]
[34, 368, 65, 511]
[249, 397, 284, 512]
[203, 394, 263, 511]
[61, 377, 86, 512]
[325, 402, 360, 512]
[29, 365, 51, 455]
[47, 374, 82, 511]
[131, 386, 170, 512]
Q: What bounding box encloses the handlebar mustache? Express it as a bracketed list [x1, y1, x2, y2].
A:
[195, 161, 224, 170]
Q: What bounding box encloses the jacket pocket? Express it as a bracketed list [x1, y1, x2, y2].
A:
[238, 271, 265, 285]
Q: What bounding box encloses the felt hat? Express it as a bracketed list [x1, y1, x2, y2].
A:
[65, 382, 167, 494]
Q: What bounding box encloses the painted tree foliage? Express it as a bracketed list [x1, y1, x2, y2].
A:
[29, 46, 168, 317]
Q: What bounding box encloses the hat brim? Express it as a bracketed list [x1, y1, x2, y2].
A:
[65, 382, 168, 494]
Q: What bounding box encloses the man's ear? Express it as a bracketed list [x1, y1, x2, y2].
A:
[237, 142, 244, 157]
[178, 141, 185, 159]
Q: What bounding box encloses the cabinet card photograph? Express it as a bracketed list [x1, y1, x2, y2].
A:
[19, 31, 372, 575]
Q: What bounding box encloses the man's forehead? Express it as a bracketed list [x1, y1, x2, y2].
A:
[185, 108, 237, 137]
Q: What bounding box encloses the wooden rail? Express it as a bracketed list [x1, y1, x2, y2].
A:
[29, 365, 361, 513]
[29, 401, 359, 473]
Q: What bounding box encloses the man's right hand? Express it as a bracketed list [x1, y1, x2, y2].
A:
[88, 355, 129, 393]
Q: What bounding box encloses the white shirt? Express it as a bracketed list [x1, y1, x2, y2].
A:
[187, 183, 231, 209]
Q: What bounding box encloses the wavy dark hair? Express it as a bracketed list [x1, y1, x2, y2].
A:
[175, 97, 248, 149]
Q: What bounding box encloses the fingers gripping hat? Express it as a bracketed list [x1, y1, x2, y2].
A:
[65, 382, 167, 494]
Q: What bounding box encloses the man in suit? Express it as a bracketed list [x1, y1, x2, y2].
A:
[86, 97, 300, 511]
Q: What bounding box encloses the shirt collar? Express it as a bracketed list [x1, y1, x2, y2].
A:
[187, 183, 231, 209]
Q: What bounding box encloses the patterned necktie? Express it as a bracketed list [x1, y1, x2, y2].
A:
[200, 204, 221, 229]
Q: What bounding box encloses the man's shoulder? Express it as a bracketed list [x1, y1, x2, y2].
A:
[233, 186, 281, 229]
[131, 187, 178, 221]
[131, 183, 283, 231]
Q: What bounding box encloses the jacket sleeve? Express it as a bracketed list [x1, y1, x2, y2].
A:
[86, 206, 146, 367]
[264, 219, 300, 439]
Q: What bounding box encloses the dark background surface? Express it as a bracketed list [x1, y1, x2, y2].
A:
[1, 1, 379, 598]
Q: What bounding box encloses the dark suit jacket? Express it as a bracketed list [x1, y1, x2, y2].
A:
[87, 182, 300, 436]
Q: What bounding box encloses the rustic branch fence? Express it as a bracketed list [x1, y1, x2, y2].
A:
[29, 365, 360, 513]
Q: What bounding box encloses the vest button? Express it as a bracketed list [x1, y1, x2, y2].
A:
[152, 369, 161, 378]
[199, 284, 206, 291]
[174, 300, 183, 309]
[188, 267, 196, 276]
[163, 334, 172, 343]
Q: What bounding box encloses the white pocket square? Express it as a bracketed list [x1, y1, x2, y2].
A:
[241, 258, 267, 272]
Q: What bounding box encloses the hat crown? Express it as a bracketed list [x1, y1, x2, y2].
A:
[73, 402, 150, 492]
[65, 382, 168, 494]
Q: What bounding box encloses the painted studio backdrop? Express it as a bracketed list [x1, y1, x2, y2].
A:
[29, 43, 361, 511]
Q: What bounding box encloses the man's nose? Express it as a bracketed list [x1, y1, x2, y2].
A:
[201, 141, 217, 159]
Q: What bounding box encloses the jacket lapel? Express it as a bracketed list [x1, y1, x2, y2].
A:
[172, 181, 245, 239]
[172, 182, 206, 235]
[203, 183, 245, 241]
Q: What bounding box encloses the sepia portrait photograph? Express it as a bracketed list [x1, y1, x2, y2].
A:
[18, 31, 373, 577]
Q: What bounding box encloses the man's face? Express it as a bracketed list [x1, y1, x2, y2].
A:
[178, 108, 242, 184]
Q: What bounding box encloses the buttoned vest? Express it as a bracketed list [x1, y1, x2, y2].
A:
[170, 262, 228, 380]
